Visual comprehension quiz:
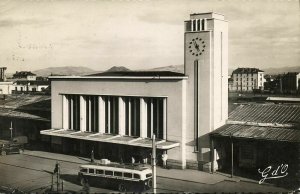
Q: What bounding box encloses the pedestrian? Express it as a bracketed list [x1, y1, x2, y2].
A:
[131, 156, 135, 165]
[53, 161, 59, 174]
[91, 149, 95, 163]
[162, 152, 168, 169]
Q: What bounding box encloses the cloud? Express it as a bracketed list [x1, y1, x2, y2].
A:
[0, 18, 52, 28]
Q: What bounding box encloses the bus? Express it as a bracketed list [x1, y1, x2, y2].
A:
[78, 161, 152, 192]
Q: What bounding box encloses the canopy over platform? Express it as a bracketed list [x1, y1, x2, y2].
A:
[41, 129, 180, 150]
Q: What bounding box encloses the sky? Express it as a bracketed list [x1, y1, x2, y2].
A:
[0, 0, 299, 73]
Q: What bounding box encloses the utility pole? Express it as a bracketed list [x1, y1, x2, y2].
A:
[231, 134, 233, 178]
[9, 121, 13, 140]
[152, 134, 157, 194]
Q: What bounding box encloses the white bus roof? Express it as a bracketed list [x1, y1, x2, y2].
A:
[80, 163, 152, 174]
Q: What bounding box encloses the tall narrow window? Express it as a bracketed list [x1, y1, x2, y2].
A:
[105, 96, 119, 134]
[85, 96, 99, 132]
[66, 95, 80, 131]
[131, 98, 140, 136]
[146, 97, 165, 139]
[193, 20, 196, 31]
[197, 19, 200, 31]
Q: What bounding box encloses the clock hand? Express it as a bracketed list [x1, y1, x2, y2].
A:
[193, 41, 200, 51]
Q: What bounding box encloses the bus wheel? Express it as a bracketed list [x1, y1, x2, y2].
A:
[118, 183, 126, 192]
[145, 179, 152, 190]
[80, 177, 87, 186]
[1, 151, 6, 156]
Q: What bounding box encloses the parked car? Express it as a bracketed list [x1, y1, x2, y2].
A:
[0, 136, 28, 156]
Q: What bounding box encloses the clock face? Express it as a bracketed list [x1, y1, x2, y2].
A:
[188, 37, 206, 56]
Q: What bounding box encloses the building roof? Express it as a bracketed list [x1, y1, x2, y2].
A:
[232, 68, 264, 74]
[15, 80, 50, 86]
[266, 97, 300, 103]
[87, 71, 185, 77]
[0, 108, 49, 122]
[13, 71, 36, 77]
[0, 95, 51, 121]
[211, 124, 300, 143]
[228, 104, 300, 125]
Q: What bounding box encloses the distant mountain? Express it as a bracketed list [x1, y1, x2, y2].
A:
[33, 66, 96, 76]
[147, 65, 184, 73]
[262, 66, 300, 75]
[105, 66, 130, 72]
[229, 65, 300, 75]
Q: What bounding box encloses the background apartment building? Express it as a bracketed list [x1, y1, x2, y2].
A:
[231, 68, 265, 92]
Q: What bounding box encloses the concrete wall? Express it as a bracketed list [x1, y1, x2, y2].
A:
[184, 14, 228, 168]
[0, 82, 13, 94]
[51, 78, 187, 166]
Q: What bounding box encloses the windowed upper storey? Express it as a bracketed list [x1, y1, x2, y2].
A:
[62, 94, 167, 140]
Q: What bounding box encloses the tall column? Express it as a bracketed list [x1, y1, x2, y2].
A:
[88, 96, 92, 132]
[133, 99, 137, 136]
[163, 98, 167, 140]
[128, 98, 131, 136]
[140, 98, 147, 138]
[98, 96, 106, 133]
[70, 96, 74, 129]
[107, 97, 111, 134]
[62, 95, 69, 129]
[118, 97, 126, 136]
[80, 96, 86, 132]
[150, 99, 153, 137]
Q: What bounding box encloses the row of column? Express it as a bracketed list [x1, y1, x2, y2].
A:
[62, 95, 167, 139]
[191, 19, 207, 32]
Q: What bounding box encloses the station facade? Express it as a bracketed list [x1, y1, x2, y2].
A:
[41, 12, 228, 170]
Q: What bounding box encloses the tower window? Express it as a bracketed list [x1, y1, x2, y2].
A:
[193, 20, 196, 31]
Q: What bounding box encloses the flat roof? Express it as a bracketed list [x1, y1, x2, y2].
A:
[49, 71, 188, 80]
[87, 71, 185, 77]
[41, 129, 180, 150]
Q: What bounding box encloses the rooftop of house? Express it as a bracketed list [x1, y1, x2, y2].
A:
[232, 68, 264, 74]
[15, 80, 50, 85]
[13, 71, 36, 77]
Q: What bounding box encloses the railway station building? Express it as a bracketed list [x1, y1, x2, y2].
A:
[41, 12, 228, 170]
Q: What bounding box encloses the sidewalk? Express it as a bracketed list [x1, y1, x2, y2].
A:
[23, 150, 255, 185]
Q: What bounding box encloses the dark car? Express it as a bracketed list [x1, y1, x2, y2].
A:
[0, 138, 27, 156]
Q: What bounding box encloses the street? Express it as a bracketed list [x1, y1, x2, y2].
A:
[0, 153, 290, 193]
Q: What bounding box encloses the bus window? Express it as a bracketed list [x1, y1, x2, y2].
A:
[133, 174, 140, 179]
[114, 171, 122, 177]
[89, 169, 95, 174]
[124, 173, 132, 178]
[105, 170, 113, 176]
[80, 168, 87, 173]
[96, 170, 104, 174]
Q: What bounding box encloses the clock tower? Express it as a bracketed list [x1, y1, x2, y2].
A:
[184, 13, 228, 170]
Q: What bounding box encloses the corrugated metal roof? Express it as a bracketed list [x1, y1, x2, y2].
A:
[211, 124, 300, 142]
[228, 104, 300, 125]
[0, 108, 49, 121]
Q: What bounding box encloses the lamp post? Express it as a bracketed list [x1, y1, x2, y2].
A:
[152, 134, 157, 194]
